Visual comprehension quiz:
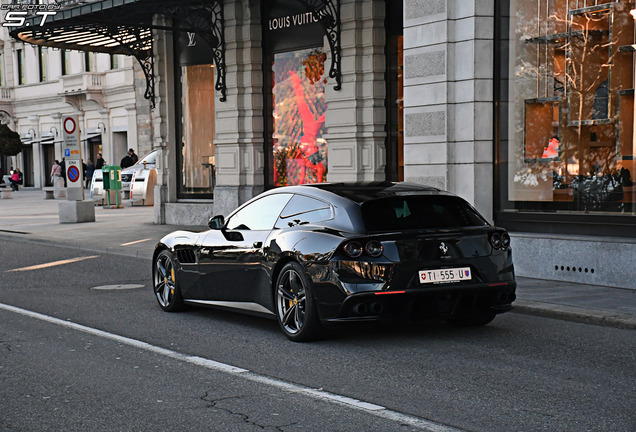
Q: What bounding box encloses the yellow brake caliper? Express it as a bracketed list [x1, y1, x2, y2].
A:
[170, 268, 175, 294]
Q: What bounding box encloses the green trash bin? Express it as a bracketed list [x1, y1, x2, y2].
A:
[102, 165, 122, 206]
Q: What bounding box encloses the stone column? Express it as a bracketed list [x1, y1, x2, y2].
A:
[403, 0, 494, 221]
[325, 0, 387, 182]
[213, 0, 265, 217]
[151, 17, 176, 224]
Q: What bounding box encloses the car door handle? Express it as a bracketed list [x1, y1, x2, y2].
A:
[253, 242, 263, 248]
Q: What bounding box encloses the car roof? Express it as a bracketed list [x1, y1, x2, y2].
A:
[291, 182, 446, 203]
[232, 183, 461, 234]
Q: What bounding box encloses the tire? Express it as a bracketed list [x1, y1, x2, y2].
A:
[448, 313, 496, 327]
[275, 262, 323, 342]
[153, 249, 184, 312]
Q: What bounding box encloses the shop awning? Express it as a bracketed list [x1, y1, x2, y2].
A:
[81, 132, 102, 142]
[10, 0, 227, 107]
[11, 0, 343, 105]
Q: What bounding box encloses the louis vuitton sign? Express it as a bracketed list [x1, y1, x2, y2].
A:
[268, 11, 319, 30]
[176, 30, 214, 66]
[264, 0, 323, 52]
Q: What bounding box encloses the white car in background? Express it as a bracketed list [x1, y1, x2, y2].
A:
[120, 150, 158, 196]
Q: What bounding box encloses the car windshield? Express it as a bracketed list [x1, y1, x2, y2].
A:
[137, 151, 157, 165]
[361, 195, 489, 232]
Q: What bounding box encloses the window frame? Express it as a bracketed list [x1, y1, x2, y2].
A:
[38, 46, 47, 82]
[16, 49, 24, 85]
[275, 194, 334, 228]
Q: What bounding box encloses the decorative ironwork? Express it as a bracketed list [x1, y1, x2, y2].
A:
[298, 0, 341, 90]
[9, 0, 227, 107]
[160, 1, 227, 102]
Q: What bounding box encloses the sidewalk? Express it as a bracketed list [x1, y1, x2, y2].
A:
[1, 189, 635, 330]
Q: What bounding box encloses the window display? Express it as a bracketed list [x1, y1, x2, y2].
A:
[505, 0, 635, 213]
[271, 48, 328, 186]
[179, 64, 215, 196]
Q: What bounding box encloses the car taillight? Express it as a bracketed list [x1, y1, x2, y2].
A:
[490, 232, 502, 249]
[343, 240, 384, 258]
[490, 231, 511, 251]
[365, 241, 383, 257]
[343, 241, 363, 258]
[501, 232, 511, 249]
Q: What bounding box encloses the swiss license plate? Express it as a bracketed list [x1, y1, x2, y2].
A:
[418, 267, 472, 284]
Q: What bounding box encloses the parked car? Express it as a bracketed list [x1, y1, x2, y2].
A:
[120, 150, 157, 193]
[152, 182, 516, 341]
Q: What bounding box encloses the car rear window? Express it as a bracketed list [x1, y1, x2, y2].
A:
[362, 195, 488, 232]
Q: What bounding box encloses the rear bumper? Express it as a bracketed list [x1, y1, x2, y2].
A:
[317, 281, 517, 324]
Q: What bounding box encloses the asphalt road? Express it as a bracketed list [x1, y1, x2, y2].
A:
[1, 242, 635, 431]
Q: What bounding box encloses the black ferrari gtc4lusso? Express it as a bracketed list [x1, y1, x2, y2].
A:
[153, 182, 516, 341]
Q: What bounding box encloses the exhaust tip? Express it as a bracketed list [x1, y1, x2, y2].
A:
[353, 303, 368, 315]
[370, 302, 383, 315]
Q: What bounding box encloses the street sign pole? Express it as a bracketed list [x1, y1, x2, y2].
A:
[61, 114, 84, 201]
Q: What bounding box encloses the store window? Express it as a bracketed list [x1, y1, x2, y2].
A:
[263, 0, 330, 187]
[498, 1, 635, 221]
[179, 64, 216, 197]
[271, 48, 328, 186]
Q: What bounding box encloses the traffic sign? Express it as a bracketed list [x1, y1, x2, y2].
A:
[67, 165, 80, 183]
[61, 114, 84, 200]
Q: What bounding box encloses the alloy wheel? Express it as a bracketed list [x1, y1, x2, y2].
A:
[154, 250, 183, 311]
[276, 268, 307, 335]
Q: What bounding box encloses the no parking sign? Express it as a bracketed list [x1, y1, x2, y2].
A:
[66, 161, 81, 184]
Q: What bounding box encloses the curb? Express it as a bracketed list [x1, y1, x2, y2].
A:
[512, 300, 636, 330]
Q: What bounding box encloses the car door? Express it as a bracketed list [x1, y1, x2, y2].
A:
[197, 193, 293, 302]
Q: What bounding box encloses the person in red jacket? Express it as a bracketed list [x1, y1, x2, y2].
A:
[9, 167, 22, 191]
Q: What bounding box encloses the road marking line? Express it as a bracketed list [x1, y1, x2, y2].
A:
[0, 303, 467, 432]
[120, 238, 152, 246]
[5, 256, 99, 272]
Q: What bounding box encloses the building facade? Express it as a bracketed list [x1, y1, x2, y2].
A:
[0, 0, 145, 190]
[7, 0, 636, 290]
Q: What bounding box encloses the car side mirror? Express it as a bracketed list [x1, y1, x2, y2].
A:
[208, 215, 225, 230]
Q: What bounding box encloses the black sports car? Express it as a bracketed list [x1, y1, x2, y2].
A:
[153, 182, 516, 341]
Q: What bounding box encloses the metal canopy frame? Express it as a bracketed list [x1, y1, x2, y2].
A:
[10, 0, 226, 108]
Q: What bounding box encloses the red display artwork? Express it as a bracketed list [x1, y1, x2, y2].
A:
[272, 48, 328, 186]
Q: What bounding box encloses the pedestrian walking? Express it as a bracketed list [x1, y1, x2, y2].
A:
[85, 159, 95, 189]
[50, 160, 62, 186]
[60, 158, 66, 186]
[129, 148, 138, 164]
[95, 153, 105, 170]
[120, 150, 134, 169]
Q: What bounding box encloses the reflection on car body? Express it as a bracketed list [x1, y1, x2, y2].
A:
[153, 182, 516, 341]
